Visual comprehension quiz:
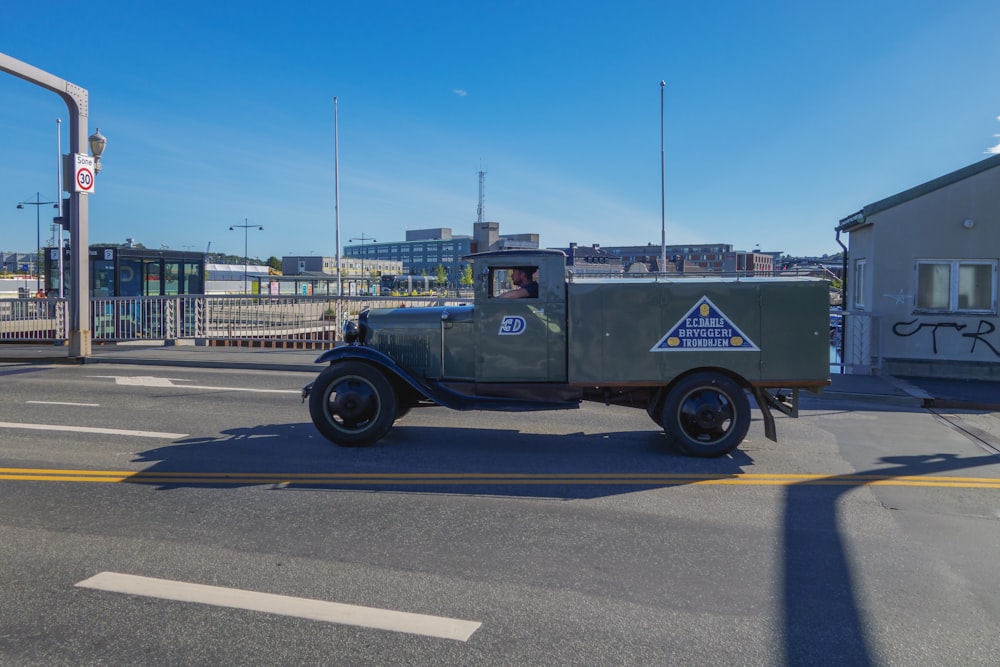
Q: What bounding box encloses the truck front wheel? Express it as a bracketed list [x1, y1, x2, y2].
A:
[661, 372, 751, 457]
[309, 362, 398, 447]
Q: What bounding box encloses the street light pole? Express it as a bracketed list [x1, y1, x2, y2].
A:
[229, 219, 263, 294]
[349, 233, 376, 294]
[16, 192, 58, 292]
[660, 79, 667, 276]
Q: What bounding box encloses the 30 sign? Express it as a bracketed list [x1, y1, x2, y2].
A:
[74, 154, 95, 194]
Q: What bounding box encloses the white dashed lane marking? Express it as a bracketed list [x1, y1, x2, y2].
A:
[76, 572, 482, 641]
[0, 422, 186, 439]
[90, 375, 300, 394]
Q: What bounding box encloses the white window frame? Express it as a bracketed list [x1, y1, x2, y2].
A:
[853, 259, 867, 310]
[914, 259, 997, 314]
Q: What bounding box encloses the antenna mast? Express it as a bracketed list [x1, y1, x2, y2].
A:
[476, 166, 486, 223]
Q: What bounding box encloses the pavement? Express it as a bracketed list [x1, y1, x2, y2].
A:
[1, 341, 999, 411]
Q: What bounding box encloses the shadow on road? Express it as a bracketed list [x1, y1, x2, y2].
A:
[127, 421, 755, 498]
[782, 452, 999, 666]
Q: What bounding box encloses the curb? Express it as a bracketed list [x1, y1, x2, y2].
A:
[816, 391, 925, 408]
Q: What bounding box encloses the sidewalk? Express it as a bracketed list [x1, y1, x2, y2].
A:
[2, 342, 999, 411]
[0, 341, 320, 373]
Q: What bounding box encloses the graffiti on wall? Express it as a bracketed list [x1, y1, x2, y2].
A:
[892, 318, 1000, 357]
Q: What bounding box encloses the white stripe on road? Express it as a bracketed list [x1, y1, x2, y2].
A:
[91, 375, 299, 394]
[182, 384, 300, 394]
[27, 400, 100, 407]
[0, 422, 186, 439]
[76, 572, 481, 641]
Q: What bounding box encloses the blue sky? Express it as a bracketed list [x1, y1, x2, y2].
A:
[2, 1, 1000, 260]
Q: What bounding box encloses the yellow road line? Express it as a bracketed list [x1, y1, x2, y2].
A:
[1, 468, 999, 489]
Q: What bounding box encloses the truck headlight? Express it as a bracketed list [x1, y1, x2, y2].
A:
[343, 319, 360, 344]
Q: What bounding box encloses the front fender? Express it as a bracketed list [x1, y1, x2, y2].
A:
[309, 345, 432, 402]
[314, 344, 397, 367]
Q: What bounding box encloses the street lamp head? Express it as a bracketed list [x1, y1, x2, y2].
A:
[229, 226, 235, 231]
[89, 128, 107, 174]
[257, 226, 263, 231]
[88, 128, 107, 158]
[16, 203, 24, 209]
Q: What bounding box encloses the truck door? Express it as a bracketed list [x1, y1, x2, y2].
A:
[475, 265, 567, 382]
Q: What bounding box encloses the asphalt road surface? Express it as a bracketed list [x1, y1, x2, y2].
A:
[1, 363, 999, 665]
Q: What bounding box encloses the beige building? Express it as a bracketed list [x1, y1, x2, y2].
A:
[836, 154, 1000, 378]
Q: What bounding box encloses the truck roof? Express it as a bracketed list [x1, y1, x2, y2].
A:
[567, 275, 826, 284]
[464, 249, 567, 261]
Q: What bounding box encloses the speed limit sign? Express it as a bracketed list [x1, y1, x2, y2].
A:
[74, 153, 95, 194]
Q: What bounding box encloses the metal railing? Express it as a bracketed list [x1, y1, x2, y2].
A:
[831, 311, 881, 374]
[0, 295, 468, 345]
[0, 297, 66, 342]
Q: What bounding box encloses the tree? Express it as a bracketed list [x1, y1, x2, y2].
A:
[435, 263, 447, 285]
[266, 256, 282, 272]
[460, 264, 473, 287]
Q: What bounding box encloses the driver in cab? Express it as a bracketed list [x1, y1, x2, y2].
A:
[500, 266, 538, 299]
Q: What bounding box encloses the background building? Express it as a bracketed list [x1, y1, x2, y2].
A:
[558, 243, 625, 274]
[836, 153, 1000, 378]
[44, 245, 206, 297]
[0, 251, 36, 276]
[340, 223, 539, 288]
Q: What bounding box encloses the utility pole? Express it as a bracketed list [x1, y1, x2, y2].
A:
[349, 233, 376, 293]
[230, 219, 263, 294]
[16, 192, 58, 292]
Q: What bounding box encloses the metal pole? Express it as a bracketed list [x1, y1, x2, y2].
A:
[660, 80, 667, 276]
[229, 219, 261, 294]
[17, 193, 58, 292]
[35, 192, 41, 291]
[56, 118, 64, 298]
[349, 233, 376, 296]
[334, 97, 342, 300]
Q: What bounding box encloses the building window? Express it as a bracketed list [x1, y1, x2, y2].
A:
[853, 259, 867, 309]
[915, 260, 996, 313]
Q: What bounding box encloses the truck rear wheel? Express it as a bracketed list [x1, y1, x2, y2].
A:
[309, 361, 398, 447]
[661, 372, 750, 457]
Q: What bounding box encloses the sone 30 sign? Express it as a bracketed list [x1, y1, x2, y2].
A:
[74, 153, 95, 193]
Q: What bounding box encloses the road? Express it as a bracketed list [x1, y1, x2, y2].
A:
[1, 363, 999, 665]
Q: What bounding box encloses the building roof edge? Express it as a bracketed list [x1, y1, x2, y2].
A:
[863, 153, 1000, 219]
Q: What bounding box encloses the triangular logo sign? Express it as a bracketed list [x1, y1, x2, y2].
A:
[651, 296, 759, 352]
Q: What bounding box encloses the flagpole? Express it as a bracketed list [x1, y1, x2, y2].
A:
[660, 80, 667, 276]
[56, 117, 64, 297]
[334, 97, 342, 330]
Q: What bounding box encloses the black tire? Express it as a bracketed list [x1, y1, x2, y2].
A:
[661, 372, 751, 458]
[308, 361, 398, 447]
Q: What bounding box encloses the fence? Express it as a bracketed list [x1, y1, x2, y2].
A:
[831, 311, 881, 374]
[0, 295, 468, 345]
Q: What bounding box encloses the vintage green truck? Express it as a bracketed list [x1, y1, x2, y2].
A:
[303, 249, 829, 457]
